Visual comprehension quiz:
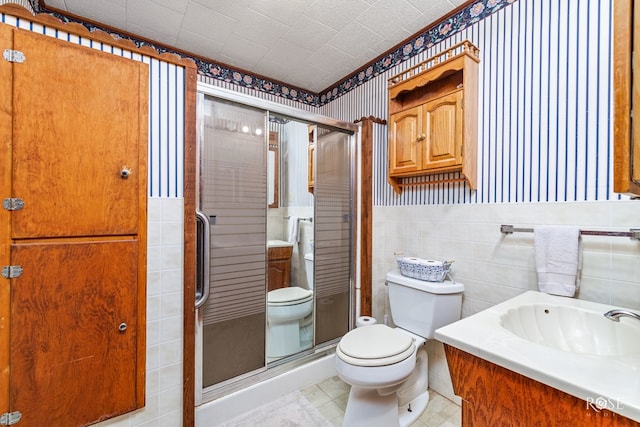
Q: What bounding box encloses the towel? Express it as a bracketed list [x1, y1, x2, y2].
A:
[287, 216, 300, 243]
[534, 226, 582, 297]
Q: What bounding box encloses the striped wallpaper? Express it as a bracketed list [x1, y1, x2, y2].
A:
[320, 0, 618, 206]
[1, 12, 186, 198]
[7, 0, 618, 205]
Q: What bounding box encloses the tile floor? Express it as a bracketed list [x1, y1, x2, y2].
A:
[300, 376, 462, 427]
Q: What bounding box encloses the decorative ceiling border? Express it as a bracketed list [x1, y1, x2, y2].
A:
[33, 0, 514, 107]
[320, 0, 516, 105]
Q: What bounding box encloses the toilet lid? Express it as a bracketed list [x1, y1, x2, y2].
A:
[268, 287, 313, 305]
[337, 324, 415, 367]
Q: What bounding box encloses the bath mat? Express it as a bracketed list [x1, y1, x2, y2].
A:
[217, 390, 332, 427]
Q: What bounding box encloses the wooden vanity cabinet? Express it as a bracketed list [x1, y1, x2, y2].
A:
[387, 41, 479, 194]
[267, 246, 293, 291]
[445, 345, 640, 427]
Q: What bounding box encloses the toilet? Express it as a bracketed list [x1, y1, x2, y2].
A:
[267, 252, 314, 358]
[335, 270, 464, 427]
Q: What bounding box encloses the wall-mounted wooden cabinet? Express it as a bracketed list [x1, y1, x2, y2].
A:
[387, 41, 479, 194]
[389, 89, 463, 176]
[613, 0, 640, 198]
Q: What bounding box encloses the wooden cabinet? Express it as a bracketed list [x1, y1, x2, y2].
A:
[389, 90, 463, 177]
[387, 41, 479, 194]
[445, 345, 640, 427]
[613, 0, 640, 197]
[1, 25, 148, 426]
[267, 246, 293, 291]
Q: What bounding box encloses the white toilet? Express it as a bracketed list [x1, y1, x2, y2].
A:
[335, 270, 464, 427]
[267, 252, 314, 358]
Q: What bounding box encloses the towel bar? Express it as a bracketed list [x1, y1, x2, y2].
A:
[500, 225, 640, 241]
[283, 216, 313, 222]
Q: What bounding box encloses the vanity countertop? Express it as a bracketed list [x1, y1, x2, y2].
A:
[435, 291, 640, 422]
[267, 239, 294, 248]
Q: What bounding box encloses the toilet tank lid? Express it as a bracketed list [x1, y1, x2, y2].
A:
[385, 270, 464, 294]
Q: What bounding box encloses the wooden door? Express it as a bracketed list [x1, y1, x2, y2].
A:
[422, 90, 463, 172]
[388, 106, 422, 175]
[0, 25, 147, 427]
[10, 242, 139, 424]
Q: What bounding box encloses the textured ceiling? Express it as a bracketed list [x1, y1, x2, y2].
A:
[41, 0, 467, 93]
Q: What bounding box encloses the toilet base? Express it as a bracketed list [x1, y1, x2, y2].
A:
[342, 387, 399, 427]
[342, 387, 429, 427]
[398, 390, 429, 427]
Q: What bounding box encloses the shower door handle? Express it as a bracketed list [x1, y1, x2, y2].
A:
[195, 210, 211, 309]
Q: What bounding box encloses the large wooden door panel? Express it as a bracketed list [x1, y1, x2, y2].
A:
[11, 30, 145, 239]
[10, 241, 139, 426]
[1, 23, 148, 427]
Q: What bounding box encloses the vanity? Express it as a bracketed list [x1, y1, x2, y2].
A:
[435, 292, 640, 426]
[267, 240, 293, 292]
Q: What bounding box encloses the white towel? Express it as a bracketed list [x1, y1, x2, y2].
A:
[287, 216, 300, 243]
[534, 226, 582, 297]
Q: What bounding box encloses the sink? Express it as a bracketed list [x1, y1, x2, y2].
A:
[500, 304, 640, 356]
[435, 291, 640, 422]
[267, 239, 294, 248]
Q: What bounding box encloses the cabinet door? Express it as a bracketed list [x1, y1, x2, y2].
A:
[10, 29, 145, 239]
[10, 241, 139, 427]
[422, 90, 463, 171]
[389, 106, 422, 175]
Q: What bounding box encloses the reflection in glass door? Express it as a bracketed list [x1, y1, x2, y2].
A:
[197, 95, 268, 388]
[195, 84, 358, 401]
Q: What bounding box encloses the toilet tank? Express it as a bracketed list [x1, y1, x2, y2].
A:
[386, 270, 464, 339]
[304, 252, 314, 290]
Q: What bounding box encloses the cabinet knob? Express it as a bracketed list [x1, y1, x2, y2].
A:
[417, 134, 426, 141]
[121, 167, 131, 179]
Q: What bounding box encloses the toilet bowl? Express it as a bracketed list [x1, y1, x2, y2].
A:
[335, 270, 463, 427]
[267, 252, 314, 358]
[267, 287, 313, 357]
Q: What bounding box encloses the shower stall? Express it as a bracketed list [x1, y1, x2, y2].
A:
[194, 84, 358, 402]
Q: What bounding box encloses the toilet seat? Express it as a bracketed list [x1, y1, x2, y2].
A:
[268, 287, 313, 307]
[337, 324, 415, 367]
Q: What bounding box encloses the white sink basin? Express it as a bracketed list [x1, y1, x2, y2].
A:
[435, 291, 640, 422]
[500, 303, 640, 356]
[267, 239, 294, 248]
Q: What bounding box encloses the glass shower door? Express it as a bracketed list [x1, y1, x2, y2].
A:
[198, 95, 268, 388]
[314, 127, 353, 344]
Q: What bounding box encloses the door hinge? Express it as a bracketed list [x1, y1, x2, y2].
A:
[3, 49, 25, 63]
[3, 198, 24, 211]
[0, 411, 22, 426]
[1, 265, 23, 279]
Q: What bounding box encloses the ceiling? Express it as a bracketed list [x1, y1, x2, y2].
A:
[40, 0, 467, 93]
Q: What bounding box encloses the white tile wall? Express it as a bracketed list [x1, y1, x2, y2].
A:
[373, 200, 640, 399]
[95, 197, 184, 427]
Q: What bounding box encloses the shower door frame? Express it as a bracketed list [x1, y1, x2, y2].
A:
[193, 82, 360, 405]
